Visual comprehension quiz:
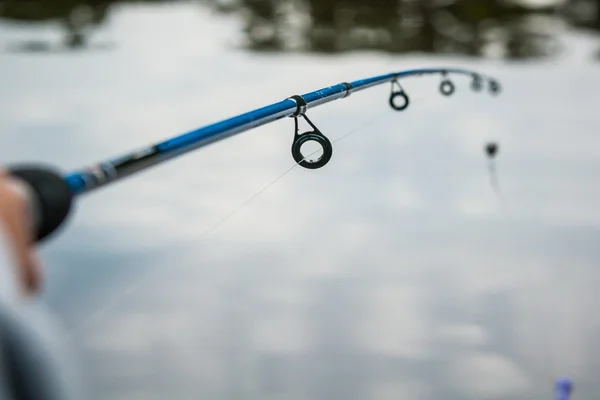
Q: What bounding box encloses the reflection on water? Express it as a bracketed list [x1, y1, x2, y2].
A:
[0, 0, 111, 50]
[234, 0, 562, 58]
[1, 0, 599, 57]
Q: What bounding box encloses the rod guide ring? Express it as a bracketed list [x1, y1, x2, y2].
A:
[389, 91, 409, 111]
[291, 131, 333, 169]
[389, 79, 410, 111]
[440, 80, 455, 96]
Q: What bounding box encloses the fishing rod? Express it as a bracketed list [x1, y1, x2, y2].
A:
[7, 67, 501, 243]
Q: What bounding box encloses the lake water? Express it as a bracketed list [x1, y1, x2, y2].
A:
[1, 1, 600, 399]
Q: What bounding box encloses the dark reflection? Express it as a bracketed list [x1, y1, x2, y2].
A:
[0, 0, 599, 56]
[0, 0, 163, 52]
[218, 0, 600, 59]
[0, 0, 109, 50]
[0, 0, 600, 52]
[226, 0, 562, 58]
[564, 0, 600, 30]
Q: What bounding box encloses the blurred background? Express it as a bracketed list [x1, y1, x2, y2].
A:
[1, 0, 600, 57]
[1, 0, 600, 399]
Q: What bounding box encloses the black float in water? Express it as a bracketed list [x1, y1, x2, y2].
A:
[484, 141, 502, 200]
[485, 142, 499, 158]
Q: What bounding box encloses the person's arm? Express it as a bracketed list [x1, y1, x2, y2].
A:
[0, 171, 82, 400]
[0, 217, 19, 303]
[0, 169, 42, 302]
[0, 218, 18, 399]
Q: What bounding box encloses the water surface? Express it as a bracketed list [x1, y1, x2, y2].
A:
[1, 2, 600, 399]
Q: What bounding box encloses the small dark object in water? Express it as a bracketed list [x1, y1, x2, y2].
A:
[485, 142, 498, 158]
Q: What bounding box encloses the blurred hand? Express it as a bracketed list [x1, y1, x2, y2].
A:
[0, 169, 42, 296]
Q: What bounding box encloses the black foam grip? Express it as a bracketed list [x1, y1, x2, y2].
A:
[8, 165, 74, 243]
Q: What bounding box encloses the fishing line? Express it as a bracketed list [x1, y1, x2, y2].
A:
[58, 86, 456, 347]
[200, 108, 394, 239]
[484, 139, 510, 214]
[488, 159, 500, 196]
[202, 88, 458, 237]
[487, 152, 505, 211]
[56, 99, 406, 346]
[60, 86, 488, 345]
[17, 67, 501, 348]
[489, 160, 510, 214]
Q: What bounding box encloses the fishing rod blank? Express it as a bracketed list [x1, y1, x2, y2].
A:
[7, 67, 501, 243]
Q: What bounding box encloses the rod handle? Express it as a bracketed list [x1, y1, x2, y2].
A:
[7, 165, 74, 243]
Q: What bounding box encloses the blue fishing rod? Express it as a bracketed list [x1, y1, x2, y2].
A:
[8, 67, 501, 243]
